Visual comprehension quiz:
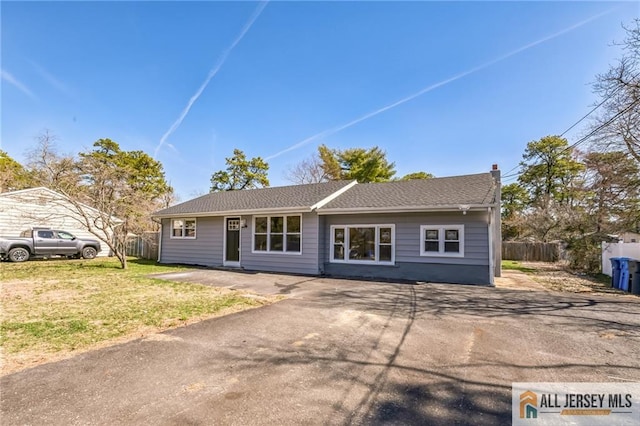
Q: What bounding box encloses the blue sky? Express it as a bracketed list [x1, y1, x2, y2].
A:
[2, 1, 638, 200]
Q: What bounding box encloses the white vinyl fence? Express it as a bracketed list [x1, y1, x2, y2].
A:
[602, 242, 640, 276]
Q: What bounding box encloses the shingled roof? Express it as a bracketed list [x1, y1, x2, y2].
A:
[318, 173, 497, 212]
[154, 172, 498, 217]
[153, 180, 356, 217]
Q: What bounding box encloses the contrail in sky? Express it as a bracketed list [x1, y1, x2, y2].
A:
[265, 9, 613, 161]
[1, 69, 37, 99]
[155, 1, 269, 158]
[29, 60, 71, 95]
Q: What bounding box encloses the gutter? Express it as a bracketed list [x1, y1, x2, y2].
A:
[152, 206, 314, 219]
[316, 203, 497, 215]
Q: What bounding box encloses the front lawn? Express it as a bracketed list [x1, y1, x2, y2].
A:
[1, 258, 275, 374]
[501, 260, 535, 273]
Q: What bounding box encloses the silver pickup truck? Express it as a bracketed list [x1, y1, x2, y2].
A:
[0, 228, 102, 262]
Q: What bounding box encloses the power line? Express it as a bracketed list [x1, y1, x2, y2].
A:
[503, 101, 637, 179]
[563, 100, 638, 152]
[501, 99, 639, 180]
[500, 72, 639, 179]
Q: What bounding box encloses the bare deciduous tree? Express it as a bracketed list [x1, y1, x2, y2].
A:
[284, 154, 327, 184]
[26, 130, 81, 193]
[592, 19, 640, 161]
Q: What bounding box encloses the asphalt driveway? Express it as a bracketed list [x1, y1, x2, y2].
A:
[2, 271, 639, 425]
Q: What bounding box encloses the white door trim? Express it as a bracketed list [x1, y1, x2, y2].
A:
[223, 216, 241, 267]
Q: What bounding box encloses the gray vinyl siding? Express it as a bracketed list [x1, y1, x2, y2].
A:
[320, 211, 491, 285]
[240, 212, 320, 275]
[158, 210, 492, 284]
[159, 217, 223, 266]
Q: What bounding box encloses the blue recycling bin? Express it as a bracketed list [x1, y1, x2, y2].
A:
[618, 257, 631, 291]
[610, 257, 622, 288]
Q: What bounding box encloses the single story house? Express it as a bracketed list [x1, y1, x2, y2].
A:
[152, 167, 502, 285]
[0, 187, 116, 257]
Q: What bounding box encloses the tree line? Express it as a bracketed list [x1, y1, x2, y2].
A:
[208, 144, 434, 193]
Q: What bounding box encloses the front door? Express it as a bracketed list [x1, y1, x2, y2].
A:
[224, 217, 240, 267]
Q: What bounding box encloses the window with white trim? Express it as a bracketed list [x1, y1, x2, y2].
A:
[253, 215, 302, 253]
[171, 219, 196, 238]
[420, 225, 464, 257]
[330, 225, 395, 264]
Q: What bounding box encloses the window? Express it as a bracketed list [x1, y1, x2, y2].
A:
[37, 230, 54, 239]
[253, 215, 302, 254]
[57, 231, 75, 240]
[171, 219, 196, 238]
[420, 225, 464, 257]
[330, 225, 395, 264]
[227, 219, 240, 231]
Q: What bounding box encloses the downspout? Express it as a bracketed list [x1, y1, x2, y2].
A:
[490, 165, 502, 278]
[488, 207, 495, 286]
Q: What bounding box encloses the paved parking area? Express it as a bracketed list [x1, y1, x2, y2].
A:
[2, 270, 639, 425]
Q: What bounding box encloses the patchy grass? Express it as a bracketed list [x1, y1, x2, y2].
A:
[590, 273, 614, 286]
[507, 261, 634, 296]
[1, 258, 276, 374]
[501, 260, 535, 273]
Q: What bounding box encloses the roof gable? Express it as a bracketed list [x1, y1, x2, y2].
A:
[0, 186, 122, 222]
[0, 186, 63, 199]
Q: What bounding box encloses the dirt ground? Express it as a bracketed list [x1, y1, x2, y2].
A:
[498, 261, 636, 296]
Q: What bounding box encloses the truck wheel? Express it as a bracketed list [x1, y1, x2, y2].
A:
[82, 247, 98, 259]
[8, 247, 30, 262]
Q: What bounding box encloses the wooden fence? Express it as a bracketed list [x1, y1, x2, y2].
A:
[126, 232, 159, 260]
[502, 241, 561, 262]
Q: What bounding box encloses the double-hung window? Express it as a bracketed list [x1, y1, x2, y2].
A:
[171, 219, 196, 238]
[253, 215, 302, 253]
[420, 225, 464, 257]
[330, 225, 395, 264]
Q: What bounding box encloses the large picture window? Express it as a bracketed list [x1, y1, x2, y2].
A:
[420, 225, 464, 257]
[171, 219, 196, 238]
[253, 215, 302, 254]
[330, 225, 395, 264]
